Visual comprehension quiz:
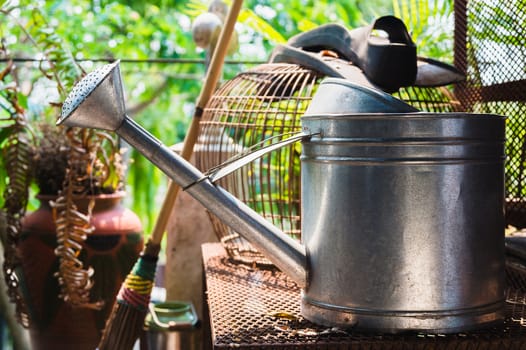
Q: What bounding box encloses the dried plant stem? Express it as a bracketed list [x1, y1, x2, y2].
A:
[51, 128, 105, 310]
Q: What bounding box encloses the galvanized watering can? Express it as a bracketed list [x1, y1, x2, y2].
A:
[58, 61, 506, 334]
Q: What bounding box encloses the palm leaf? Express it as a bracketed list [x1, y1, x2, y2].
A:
[238, 8, 287, 44]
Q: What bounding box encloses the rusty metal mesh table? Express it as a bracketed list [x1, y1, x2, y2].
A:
[202, 243, 526, 349]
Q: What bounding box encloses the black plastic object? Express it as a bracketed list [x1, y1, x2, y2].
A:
[283, 16, 464, 92]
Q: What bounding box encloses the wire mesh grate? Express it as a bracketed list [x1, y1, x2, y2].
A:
[203, 244, 526, 349]
[454, 0, 526, 228]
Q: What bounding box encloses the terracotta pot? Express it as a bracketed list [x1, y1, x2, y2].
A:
[18, 192, 143, 350]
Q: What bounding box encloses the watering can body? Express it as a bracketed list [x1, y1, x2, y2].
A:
[300, 111, 505, 332]
[58, 62, 506, 334]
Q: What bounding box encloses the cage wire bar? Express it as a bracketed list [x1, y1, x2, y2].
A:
[196, 63, 322, 265]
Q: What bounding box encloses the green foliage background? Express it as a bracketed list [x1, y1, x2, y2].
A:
[1, 0, 455, 235]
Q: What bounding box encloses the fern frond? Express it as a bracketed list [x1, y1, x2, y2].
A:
[26, 8, 84, 97]
[1, 120, 33, 328]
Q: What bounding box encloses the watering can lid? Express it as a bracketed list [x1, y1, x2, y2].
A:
[304, 77, 419, 116]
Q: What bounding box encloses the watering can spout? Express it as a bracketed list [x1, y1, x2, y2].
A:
[57, 61, 308, 288]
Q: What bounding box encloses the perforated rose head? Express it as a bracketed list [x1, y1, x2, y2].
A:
[58, 60, 126, 131]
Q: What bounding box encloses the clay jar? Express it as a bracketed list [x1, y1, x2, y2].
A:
[18, 192, 143, 350]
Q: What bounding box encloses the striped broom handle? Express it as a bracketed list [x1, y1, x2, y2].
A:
[149, 0, 244, 245]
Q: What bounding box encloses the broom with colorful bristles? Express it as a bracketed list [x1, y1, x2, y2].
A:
[97, 1, 243, 348]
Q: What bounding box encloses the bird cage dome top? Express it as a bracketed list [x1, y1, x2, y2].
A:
[196, 63, 324, 265]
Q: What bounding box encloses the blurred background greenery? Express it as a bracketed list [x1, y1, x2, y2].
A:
[0, 0, 455, 347]
[0, 0, 454, 239]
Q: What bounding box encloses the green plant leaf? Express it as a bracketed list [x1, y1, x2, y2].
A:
[238, 8, 287, 44]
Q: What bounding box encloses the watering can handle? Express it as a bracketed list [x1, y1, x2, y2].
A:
[184, 131, 314, 189]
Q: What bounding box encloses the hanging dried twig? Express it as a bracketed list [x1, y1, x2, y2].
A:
[50, 128, 110, 310]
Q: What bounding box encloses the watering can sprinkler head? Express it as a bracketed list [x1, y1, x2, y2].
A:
[57, 60, 127, 131]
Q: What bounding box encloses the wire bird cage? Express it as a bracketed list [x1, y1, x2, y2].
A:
[196, 61, 460, 265]
[453, 0, 526, 229]
[196, 63, 321, 265]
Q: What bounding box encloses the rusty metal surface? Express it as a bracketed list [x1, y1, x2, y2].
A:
[203, 243, 526, 349]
